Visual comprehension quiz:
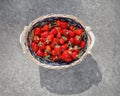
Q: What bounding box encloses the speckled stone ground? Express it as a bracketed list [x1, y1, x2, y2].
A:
[0, 0, 120, 96]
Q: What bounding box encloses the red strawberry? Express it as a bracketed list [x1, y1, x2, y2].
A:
[33, 36, 40, 43]
[61, 43, 68, 51]
[69, 25, 75, 30]
[53, 38, 59, 44]
[74, 29, 83, 36]
[36, 49, 44, 57]
[50, 42, 55, 48]
[38, 42, 45, 50]
[58, 54, 62, 59]
[52, 50, 57, 56]
[59, 38, 65, 45]
[60, 21, 69, 29]
[74, 35, 81, 44]
[73, 49, 79, 54]
[39, 37, 46, 42]
[66, 58, 72, 62]
[56, 32, 62, 39]
[45, 45, 52, 52]
[54, 45, 62, 55]
[34, 27, 41, 36]
[31, 42, 39, 52]
[61, 50, 72, 62]
[61, 50, 69, 58]
[69, 38, 75, 44]
[56, 20, 61, 26]
[41, 31, 49, 38]
[61, 29, 69, 36]
[69, 31, 75, 37]
[72, 51, 78, 59]
[80, 41, 86, 49]
[52, 56, 58, 61]
[41, 24, 50, 31]
[46, 34, 54, 44]
[55, 27, 62, 33]
[50, 28, 57, 35]
[50, 38, 59, 48]
[44, 51, 49, 57]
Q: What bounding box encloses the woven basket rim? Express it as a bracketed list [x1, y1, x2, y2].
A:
[24, 14, 92, 69]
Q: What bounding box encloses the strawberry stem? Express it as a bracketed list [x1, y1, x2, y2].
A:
[68, 41, 72, 47]
[68, 23, 71, 27]
[38, 42, 41, 46]
[52, 20, 56, 25]
[62, 36, 67, 41]
[44, 55, 51, 60]
[73, 27, 77, 31]
[40, 22, 46, 27]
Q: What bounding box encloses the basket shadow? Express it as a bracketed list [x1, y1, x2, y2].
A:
[39, 54, 102, 95]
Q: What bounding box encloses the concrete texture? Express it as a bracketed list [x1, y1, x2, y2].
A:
[0, 0, 120, 96]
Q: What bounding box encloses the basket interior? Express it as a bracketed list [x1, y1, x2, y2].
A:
[27, 17, 88, 66]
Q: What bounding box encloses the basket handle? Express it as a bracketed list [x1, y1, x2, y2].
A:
[19, 26, 27, 53]
[85, 26, 95, 54]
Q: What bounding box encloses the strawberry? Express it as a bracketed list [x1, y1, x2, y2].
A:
[46, 34, 54, 44]
[69, 38, 75, 44]
[56, 32, 62, 39]
[80, 41, 86, 49]
[73, 49, 79, 54]
[39, 37, 46, 42]
[50, 38, 59, 48]
[69, 31, 75, 37]
[53, 38, 59, 44]
[45, 45, 52, 52]
[54, 45, 62, 55]
[38, 42, 45, 50]
[41, 31, 49, 38]
[65, 57, 72, 62]
[52, 56, 58, 61]
[58, 54, 62, 59]
[60, 21, 69, 29]
[65, 58, 72, 62]
[34, 27, 41, 36]
[31, 42, 39, 52]
[33, 36, 40, 43]
[72, 51, 78, 59]
[50, 42, 55, 48]
[74, 29, 83, 36]
[55, 27, 62, 33]
[41, 24, 50, 31]
[61, 43, 68, 51]
[52, 50, 57, 56]
[61, 50, 72, 62]
[59, 38, 65, 45]
[69, 25, 75, 30]
[56, 20, 61, 26]
[74, 35, 81, 44]
[44, 51, 49, 57]
[61, 29, 69, 36]
[61, 50, 68, 58]
[50, 28, 57, 35]
[36, 49, 44, 57]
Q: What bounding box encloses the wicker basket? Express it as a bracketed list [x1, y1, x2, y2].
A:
[19, 14, 95, 69]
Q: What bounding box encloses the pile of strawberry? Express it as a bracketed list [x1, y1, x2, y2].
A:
[31, 20, 86, 63]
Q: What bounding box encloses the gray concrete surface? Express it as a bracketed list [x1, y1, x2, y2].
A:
[0, 0, 120, 96]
